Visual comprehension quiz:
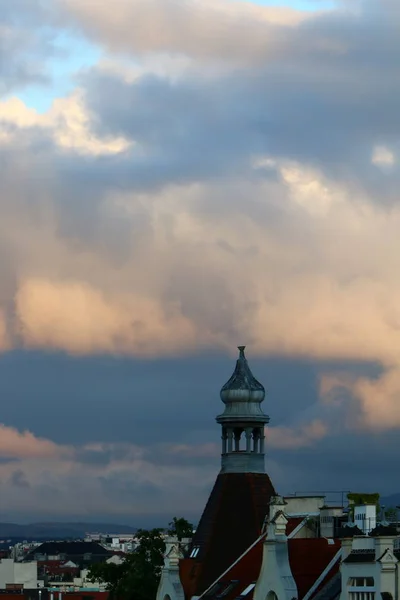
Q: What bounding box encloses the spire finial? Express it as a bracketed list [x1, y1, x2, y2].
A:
[238, 346, 246, 358]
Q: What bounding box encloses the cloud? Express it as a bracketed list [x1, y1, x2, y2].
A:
[320, 367, 400, 431]
[1, 0, 400, 520]
[0, 424, 217, 520]
[166, 443, 220, 458]
[268, 420, 327, 449]
[15, 278, 198, 356]
[0, 0, 58, 96]
[0, 423, 65, 459]
[0, 94, 130, 154]
[58, 0, 311, 64]
[372, 145, 396, 168]
[0, 309, 9, 351]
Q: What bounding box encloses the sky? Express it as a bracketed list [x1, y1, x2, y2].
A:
[0, 0, 400, 527]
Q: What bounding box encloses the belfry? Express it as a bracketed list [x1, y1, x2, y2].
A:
[183, 347, 276, 596]
[218, 346, 270, 474]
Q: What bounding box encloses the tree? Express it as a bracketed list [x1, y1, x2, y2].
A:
[88, 528, 165, 600]
[167, 517, 194, 541]
[87, 520, 193, 600]
[384, 507, 398, 522]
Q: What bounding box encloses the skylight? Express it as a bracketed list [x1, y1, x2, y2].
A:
[217, 581, 239, 598]
[190, 546, 200, 558]
[239, 584, 256, 597]
[203, 583, 224, 598]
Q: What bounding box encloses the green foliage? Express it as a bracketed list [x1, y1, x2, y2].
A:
[167, 517, 194, 541]
[88, 528, 165, 600]
[87, 519, 194, 600]
[347, 492, 380, 518]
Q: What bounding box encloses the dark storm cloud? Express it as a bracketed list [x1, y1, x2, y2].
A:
[10, 469, 31, 489]
[79, 66, 399, 199]
[274, 427, 400, 497]
[0, 350, 380, 446]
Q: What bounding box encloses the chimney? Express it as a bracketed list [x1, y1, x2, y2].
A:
[341, 537, 353, 560]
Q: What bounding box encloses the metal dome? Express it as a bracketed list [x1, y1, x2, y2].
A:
[220, 346, 265, 404]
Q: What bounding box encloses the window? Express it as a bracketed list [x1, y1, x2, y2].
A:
[217, 581, 239, 598]
[349, 578, 374, 587]
[321, 516, 333, 524]
[348, 576, 375, 600]
[190, 546, 200, 558]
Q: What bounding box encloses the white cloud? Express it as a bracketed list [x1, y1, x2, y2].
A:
[372, 145, 396, 168]
[0, 93, 131, 155]
[57, 0, 322, 65]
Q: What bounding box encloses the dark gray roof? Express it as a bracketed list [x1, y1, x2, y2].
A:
[369, 524, 398, 537]
[220, 347, 264, 395]
[343, 549, 375, 563]
[336, 524, 364, 538]
[312, 572, 341, 600]
[25, 541, 112, 560]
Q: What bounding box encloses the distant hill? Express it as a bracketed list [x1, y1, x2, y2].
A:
[0, 522, 137, 539]
[380, 494, 400, 508]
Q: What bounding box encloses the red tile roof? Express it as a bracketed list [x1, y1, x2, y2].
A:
[201, 535, 265, 600]
[288, 538, 341, 599]
[191, 527, 341, 600]
[286, 518, 306, 537]
[0, 594, 109, 600]
[185, 472, 276, 596]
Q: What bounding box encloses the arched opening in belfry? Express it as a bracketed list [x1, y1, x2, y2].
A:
[267, 591, 278, 600]
[221, 426, 265, 454]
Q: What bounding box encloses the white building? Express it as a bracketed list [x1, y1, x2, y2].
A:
[0, 558, 42, 589]
[340, 520, 399, 600]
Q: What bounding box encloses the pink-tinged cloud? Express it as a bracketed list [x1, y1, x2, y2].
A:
[166, 443, 220, 458]
[0, 310, 9, 351]
[59, 0, 312, 64]
[320, 369, 400, 431]
[0, 424, 64, 459]
[267, 420, 327, 449]
[15, 278, 198, 357]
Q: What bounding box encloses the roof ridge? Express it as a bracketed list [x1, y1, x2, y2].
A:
[287, 517, 308, 539]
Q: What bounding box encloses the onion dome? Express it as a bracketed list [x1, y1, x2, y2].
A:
[220, 346, 265, 404]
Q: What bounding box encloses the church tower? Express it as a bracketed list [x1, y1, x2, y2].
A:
[218, 345, 269, 474]
[184, 347, 276, 597]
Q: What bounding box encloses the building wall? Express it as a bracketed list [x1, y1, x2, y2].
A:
[254, 538, 298, 600]
[284, 497, 325, 516]
[339, 535, 399, 600]
[0, 559, 38, 589]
